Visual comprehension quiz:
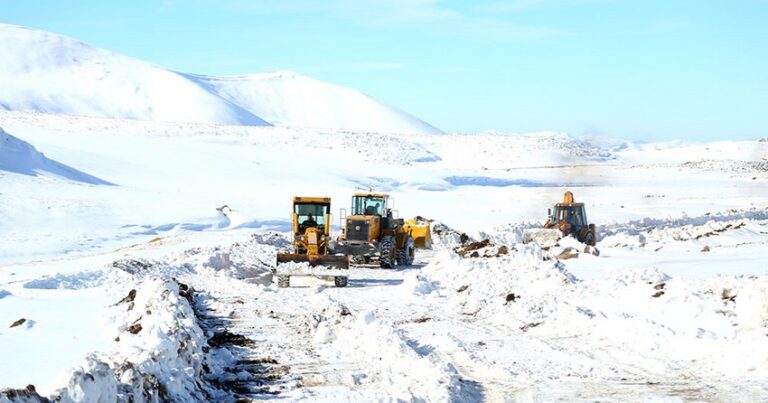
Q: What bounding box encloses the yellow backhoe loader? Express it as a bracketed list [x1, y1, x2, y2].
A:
[523, 191, 597, 248]
[275, 196, 349, 287]
[333, 191, 431, 268]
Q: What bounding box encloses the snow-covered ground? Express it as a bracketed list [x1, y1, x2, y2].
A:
[1, 109, 767, 401]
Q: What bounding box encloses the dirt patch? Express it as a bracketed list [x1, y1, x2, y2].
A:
[112, 258, 154, 274]
[455, 239, 491, 257]
[9, 318, 26, 328]
[520, 322, 542, 332]
[127, 322, 143, 334]
[208, 331, 254, 347]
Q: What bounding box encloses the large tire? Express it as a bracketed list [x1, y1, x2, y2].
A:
[379, 236, 396, 269]
[334, 276, 348, 287]
[396, 236, 415, 266]
[277, 275, 290, 288]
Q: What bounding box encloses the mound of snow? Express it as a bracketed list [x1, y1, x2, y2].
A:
[0, 24, 442, 134]
[196, 71, 443, 134]
[0, 127, 112, 184]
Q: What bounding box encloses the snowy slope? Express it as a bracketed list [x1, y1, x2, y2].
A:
[0, 126, 111, 184]
[0, 24, 268, 126]
[193, 71, 443, 134]
[0, 24, 442, 134]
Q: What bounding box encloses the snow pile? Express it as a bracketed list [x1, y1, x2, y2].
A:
[599, 209, 768, 247]
[0, 279, 214, 402]
[305, 295, 466, 401]
[405, 247, 575, 322]
[0, 127, 111, 184]
[404, 242, 768, 382]
[0, 24, 442, 134]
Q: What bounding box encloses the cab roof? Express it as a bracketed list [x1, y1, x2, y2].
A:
[352, 192, 389, 198]
[292, 196, 331, 204]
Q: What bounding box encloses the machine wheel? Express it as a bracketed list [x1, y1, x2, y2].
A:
[334, 276, 348, 287]
[396, 236, 415, 266]
[379, 236, 396, 269]
[277, 275, 290, 288]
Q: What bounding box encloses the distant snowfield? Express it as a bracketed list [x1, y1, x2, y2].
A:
[0, 23, 442, 134]
[0, 110, 767, 401]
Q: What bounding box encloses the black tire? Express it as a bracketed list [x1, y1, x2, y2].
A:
[396, 236, 415, 266]
[379, 236, 396, 269]
[277, 275, 290, 288]
[334, 276, 348, 287]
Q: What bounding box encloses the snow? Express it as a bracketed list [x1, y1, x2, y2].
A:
[0, 31, 768, 400]
[195, 71, 444, 134]
[0, 24, 442, 134]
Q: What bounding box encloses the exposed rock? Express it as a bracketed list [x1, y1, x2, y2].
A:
[9, 318, 26, 328]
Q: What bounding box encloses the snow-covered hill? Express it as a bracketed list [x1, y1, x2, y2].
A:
[192, 71, 443, 134]
[0, 24, 441, 134]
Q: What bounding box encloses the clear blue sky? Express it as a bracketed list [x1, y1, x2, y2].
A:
[2, 0, 767, 140]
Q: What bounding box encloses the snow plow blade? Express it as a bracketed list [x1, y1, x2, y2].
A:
[275, 253, 349, 270]
[403, 218, 432, 249]
[522, 228, 563, 249]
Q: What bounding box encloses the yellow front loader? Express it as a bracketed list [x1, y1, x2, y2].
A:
[275, 196, 349, 287]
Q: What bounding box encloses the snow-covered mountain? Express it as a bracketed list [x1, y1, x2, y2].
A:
[192, 72, 442, 134]
[0, 24, 442, 134]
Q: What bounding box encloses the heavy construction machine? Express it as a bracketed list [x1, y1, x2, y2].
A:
[275, 196, 349, 287]
[523, 191, 597, 248]
[333, 191, 431, 268]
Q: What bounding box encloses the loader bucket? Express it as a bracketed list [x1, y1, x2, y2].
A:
[404, 220, 432, 249]
[522, 228, 563, 249]
[276, 253, 349, 270]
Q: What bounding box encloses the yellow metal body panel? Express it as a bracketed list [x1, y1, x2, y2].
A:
[403, 219, 432, 249]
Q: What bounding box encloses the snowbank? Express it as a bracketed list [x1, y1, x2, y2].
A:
[0, 127, 111, 184]
[50, 279, 211, 402]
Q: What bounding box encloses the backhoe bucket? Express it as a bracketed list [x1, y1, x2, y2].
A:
[403, 219, 432, 249]
[276, 253, 350, 270]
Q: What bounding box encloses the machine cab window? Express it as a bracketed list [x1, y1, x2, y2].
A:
[295, 203, 328, 232]
[351, 195, 386, 216]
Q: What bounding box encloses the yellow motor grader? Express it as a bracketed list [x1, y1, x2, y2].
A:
[523, 191, 597, 248]
[333, 191, 431, 268]
[275, 196, 349, 287]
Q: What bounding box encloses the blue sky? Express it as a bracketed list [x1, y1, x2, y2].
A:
[2, 0, 767, 140]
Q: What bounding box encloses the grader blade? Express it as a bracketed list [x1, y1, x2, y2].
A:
[276, 253, 349, 270]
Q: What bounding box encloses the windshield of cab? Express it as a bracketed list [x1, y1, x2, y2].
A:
[351, 196, 385, 216]
[553, 206, 586, 226]
[294, 203, 329, 227]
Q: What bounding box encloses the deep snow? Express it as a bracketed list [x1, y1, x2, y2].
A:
[0, 109, 766, 401]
